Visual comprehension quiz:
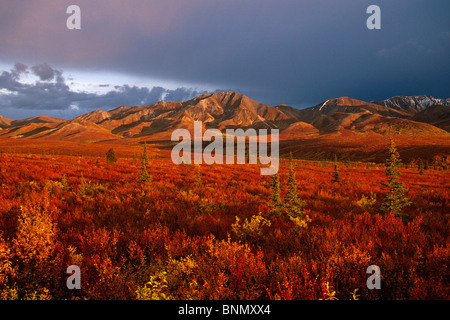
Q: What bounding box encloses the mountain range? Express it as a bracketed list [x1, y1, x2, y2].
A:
[0, 92, 449, 143]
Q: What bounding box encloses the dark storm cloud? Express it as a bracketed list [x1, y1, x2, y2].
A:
[0, 0, 448, 114]
[0, 64, 77, 111]
[91, 84, 209, 108]
[11, 63, 28, 80]
[31, 63, 57, 81]
[0, 63, 210, 119]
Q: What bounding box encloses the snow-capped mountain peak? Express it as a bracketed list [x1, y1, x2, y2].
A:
[372, 95, 450, 113]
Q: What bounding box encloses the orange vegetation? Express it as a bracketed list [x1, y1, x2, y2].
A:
[0, 142, 448, 300]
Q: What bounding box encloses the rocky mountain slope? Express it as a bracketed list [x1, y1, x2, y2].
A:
[0, 92, 448, 142]
[372, 95, 450, 113]
[276, 96, 448, 135]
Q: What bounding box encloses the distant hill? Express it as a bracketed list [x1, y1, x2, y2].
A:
[9, 115, 66, 127]
[0, 92, 448, 143]
[411, 104, 450, 132]
[0, 115, 13, 129]
[372, 95, 450, 113]
[279, 96, 448, 136]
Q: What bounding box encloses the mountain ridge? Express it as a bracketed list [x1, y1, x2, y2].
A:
[371, 95, 450, 113]
[0, 92, 448, 142]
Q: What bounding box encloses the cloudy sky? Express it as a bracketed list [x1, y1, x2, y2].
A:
[0, 0, 449, 119]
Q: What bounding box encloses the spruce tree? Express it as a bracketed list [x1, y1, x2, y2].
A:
[269, 173, 282, 214]
[285, 154, 299, 205]
[137, 163, 151, 183]
[418, 159, 424, 175]
[380, 138, 411, 217]
[331, 154, 340, 183]
[284, 155, 306, 219]
[269, 153, 307, 223]
[141, 142, 149, 167]
[106, 148, 117, 163]
[61, 174, 69, 190]
[194, 165, 203, 198]
[194, 165, 202, 185]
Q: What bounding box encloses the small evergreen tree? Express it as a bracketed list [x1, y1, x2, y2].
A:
[269, 154, 308, 227]
[418, 159, 424, 175]
[106, 148, 117, 163]
[270, 173, 281, 206]
[141, 142, 149, 167]
[137, 163, 151, 183]
[284, 155, 306, 220]
[269, 172, 284, 218]
[380, 138, 411, 217]
[194, 165, 202, 185]
[194, 165, 203, 198]
[285, 153, 299, 205]
[61, 174, 69, 190]
[136, 142, 151, 183]
[331, 154, 340, 183]
[80, 173, 85, 186]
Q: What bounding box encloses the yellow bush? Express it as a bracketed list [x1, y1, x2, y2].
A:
[289, 214, 311, 229]
[231, 213, 271, 243]
[13, 205, 55, 264]
[356, 192, 377, 210]
[135, 271, 172, 300]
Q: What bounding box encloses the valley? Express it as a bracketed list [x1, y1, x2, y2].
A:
[0, 91, 448, 301]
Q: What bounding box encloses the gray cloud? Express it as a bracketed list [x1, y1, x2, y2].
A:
[0, 63, 213, 119]
[11, 62, 28, 80]
[31, 63, 56, 81]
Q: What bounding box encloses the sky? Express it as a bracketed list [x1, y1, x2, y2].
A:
[0, 0, 449, 120]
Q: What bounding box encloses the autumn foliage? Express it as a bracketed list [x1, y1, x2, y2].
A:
[0, 142, 448, 300]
